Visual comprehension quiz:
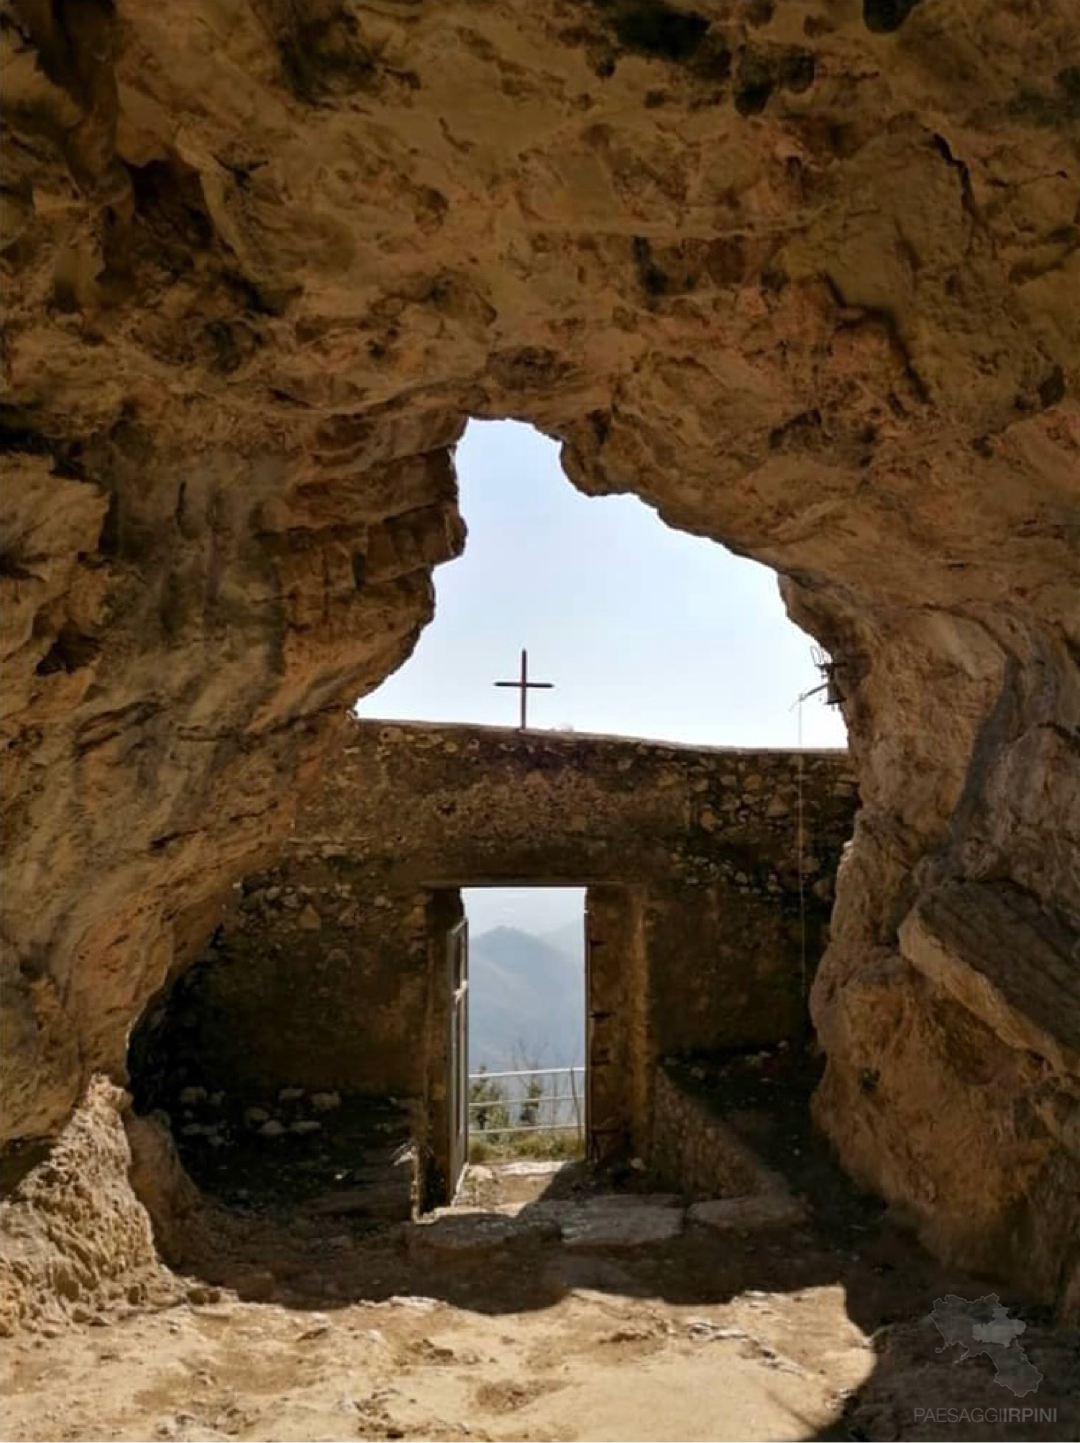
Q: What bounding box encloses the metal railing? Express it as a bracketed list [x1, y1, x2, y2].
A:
[468, 1065, 585, 1137]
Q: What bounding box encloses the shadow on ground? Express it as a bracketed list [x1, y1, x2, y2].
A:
[148, 1048, 1080, 1443]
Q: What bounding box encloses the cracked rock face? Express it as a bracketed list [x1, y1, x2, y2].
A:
[1, 0, 1078, 1306]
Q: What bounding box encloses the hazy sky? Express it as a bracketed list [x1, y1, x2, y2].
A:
[356, 418, 846, 938]
[358, 418, 845, 747]
[462, 886, 586, 950]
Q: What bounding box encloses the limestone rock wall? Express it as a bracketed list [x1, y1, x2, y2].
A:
[2, 0, 1078, 1307]
[0, 1079, 180, 1334]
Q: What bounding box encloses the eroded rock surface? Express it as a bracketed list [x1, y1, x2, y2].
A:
[0, 1078, 179, 1334]
[1, 0, 1078, 1306]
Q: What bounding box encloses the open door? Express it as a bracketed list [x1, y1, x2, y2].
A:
[447, 917, 469, 1198]
[585, 889, 620, 1162]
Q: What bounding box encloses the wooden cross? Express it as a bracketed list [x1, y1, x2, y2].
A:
[494, 648, 554, 730]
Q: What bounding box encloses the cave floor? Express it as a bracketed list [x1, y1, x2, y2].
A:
[3, 1068, 1078, 1442]
[4, 1183, 1077, 1443]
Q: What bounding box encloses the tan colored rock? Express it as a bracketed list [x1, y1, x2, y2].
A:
[0, 1079, 177, 1334]
[125, 1105, 213, 1267]
[407, 1210, 559, 1256]
[688, 1194, 806, 1232]
[553, 1197, 685, 1250]
[0, 0, 1077, 1311]
[297, 904, 322, 932]
[899, 881, 1080, 1076]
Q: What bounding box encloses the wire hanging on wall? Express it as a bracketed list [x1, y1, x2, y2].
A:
[790, 645, 842, 1000]
[793, 691, 809, 1000]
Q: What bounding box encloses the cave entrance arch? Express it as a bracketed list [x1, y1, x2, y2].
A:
[423, 881, 646, 1209]
[355, 419, 848, 752]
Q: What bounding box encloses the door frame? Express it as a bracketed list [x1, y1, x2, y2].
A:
[446, 916, 469, 1199]
[422, 882, 642, 1209]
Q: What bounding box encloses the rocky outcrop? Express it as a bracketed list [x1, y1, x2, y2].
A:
[1, 2, 1078, 1306]
[0, 1078, 179, 1333]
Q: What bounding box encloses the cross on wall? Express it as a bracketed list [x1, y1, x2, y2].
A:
[493, 649, 554, 730]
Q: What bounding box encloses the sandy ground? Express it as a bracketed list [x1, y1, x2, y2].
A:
[3, 1152, 1078, 1443]
[4, 1058, 1078, 1443]
[2, 1270, 867, 1442]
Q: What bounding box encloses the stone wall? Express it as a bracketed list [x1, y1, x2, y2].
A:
[649, 1067, 771, 1199]
[131, 868, 432, 1103]
[134, 719, 856, 1190]
[302, 721, 855, 896]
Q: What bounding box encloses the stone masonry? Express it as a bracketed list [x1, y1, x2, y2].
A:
[132, 719, 857, 1204]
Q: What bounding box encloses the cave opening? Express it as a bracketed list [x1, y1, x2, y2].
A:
[124, 413, 851, 1235]
[355, 418, 849, 751]
[3, 3, 1079, 1426]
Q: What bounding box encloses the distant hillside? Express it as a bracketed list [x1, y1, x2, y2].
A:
[539, 919, 586, 958]
[468, 924, 585, 1074]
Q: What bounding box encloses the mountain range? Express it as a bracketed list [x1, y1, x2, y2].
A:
[467, 922, 585, 1074]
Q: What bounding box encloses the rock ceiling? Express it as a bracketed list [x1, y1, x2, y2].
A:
[1, 0, 1078, 1307]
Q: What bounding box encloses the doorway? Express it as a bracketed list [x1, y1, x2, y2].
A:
[462, 887, 587, 1175]
[425, 883, 646, 1208]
